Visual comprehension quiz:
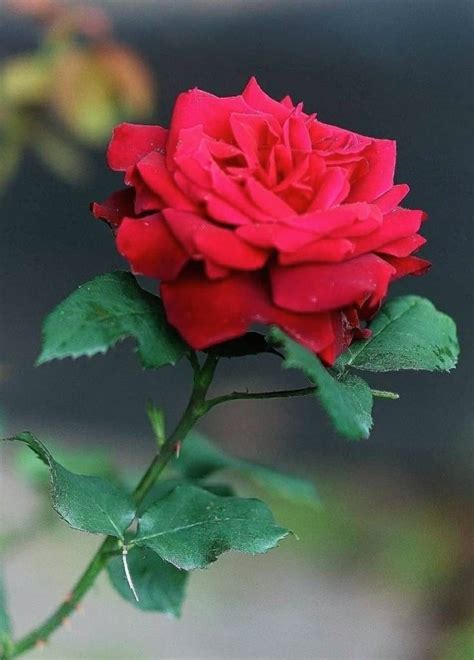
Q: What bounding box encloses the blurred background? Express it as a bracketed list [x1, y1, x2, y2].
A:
[0, 1, 472, 658]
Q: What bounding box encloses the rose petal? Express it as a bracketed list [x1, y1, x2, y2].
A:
[230, 112, 280, 170]
[383, 255, 431, 279]
[167, 88, 253, 167]
[91, 188, 136, 227]
[107, 123, 168, 171]
[241, 77, 293, 122]
[350, 208, 425, 255]
[283, 115, 312, 154]
[173, 125, 214, 188]
[116, 214, 188, 280]
[163, 209, 268, 269]
[136, 151, 195, 211]
[280, 94, 294, 109]
[237, 222, 317, 251]
[272, 154, 311, 194]
[376, 234, 427, 257]
[311, 122, 371, 157]
[278, 238, 354, 265]
[194, 224, 268, 270]
[208, 164, 276, 222]
[284, 203, 371, 235]
[125, 167, 162, 213]
[346, 139, 396, 202]
[245, 177, 295, 219]
[373, 183, 410, 213]
[161, 269, 335, 356]
[205, 261, 230, 280]
[161, 270, 263, 348]
[330, 205, 383, 238]
[205, 196, 253, 226]
[307, 167, 349, 211]
[271, 254, 395, 313]
[318, 309, 361, 365]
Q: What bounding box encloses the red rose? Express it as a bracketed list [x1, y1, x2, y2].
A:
[93, 77, 429, 364]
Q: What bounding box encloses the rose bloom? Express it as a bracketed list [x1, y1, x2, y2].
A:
[93, 78, 429, 364]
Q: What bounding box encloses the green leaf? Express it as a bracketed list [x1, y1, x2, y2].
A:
[269, 328, 373, 440]
[206, 332, 281, 358]
[3, 433, 135, 538]
[136, 478, 235, 516]
[37, 271, 186, 369]
[175, 432, 319, 505]
[107, 547, 188, 617]
[135, 485, 289, 570]
[337, 296, 459, 373]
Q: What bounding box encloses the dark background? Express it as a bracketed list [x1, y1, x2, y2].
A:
[0, 0, 472, 487]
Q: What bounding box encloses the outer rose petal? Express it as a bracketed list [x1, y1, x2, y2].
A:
[350, 208, 425, 256]
[161, 269, 336, 358]
[271, 255, 395, 313]
[125, 167, 163, 213]
[91, 188, 136, 227]
[161, 271, 264, 348]
[107, 123, 168, 171]
[383, 255, 431, 279]
[318, 309, 365, 365]
[116, 214, 188, 280]
[347, 139, 396, 202]
[329, 205, 383, 238]
[373, 183, 410, 213]
[376, 234, 426, 257]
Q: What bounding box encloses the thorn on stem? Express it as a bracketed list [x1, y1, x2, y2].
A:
[62, 617, 72, 630]
[175, 441, 182, 459]
[35, 639, 47, 651]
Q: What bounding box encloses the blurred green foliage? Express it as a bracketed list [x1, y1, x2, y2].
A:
[0, 0, 155, 191]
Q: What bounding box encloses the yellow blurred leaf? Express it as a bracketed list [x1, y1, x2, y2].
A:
[0, 55, 52, 106]
[95, 44, 155, 117]
[51, 44, 155, 146]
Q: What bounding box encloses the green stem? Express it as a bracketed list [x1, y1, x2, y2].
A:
[204, 386, 316, 411]
[204, 385, 399, 411]
[6, 536, 117, 658]
[133, 354, 218, 504]
[4, 355, 219, 659]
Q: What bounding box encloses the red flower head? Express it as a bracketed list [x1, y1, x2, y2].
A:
[93, 78, 429, 364]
